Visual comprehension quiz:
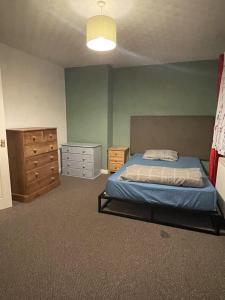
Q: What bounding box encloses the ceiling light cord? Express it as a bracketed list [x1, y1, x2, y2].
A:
[97, 0, 105, 15]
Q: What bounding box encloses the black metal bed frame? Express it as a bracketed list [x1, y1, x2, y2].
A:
[98, 191, 224, 235]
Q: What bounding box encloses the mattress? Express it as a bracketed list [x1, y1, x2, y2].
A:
[105, 154, 217, 212]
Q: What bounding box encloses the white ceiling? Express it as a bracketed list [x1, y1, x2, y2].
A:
[0, 0, 225, 67]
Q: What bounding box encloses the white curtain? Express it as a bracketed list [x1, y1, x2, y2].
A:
[212, 53, 225, 155]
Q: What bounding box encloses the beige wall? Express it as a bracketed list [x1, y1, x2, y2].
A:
[0, 42, 67, 146]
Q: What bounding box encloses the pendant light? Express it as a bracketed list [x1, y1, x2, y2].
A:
[86, 1, 116, 51]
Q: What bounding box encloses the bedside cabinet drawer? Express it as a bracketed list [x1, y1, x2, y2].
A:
[109, 156, 124, 163]
[108, 151, 124, 160]
[109, 162, 123, 172]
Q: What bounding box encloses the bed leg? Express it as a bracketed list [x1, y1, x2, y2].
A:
[211, 216, 220, 236]
[150, 206, 154, 221]
[98, 194, 102, 212]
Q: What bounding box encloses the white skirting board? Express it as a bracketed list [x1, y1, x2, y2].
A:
[216, 157, 225, 217]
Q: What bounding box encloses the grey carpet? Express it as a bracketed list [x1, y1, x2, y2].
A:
[0, 175, 225, 300]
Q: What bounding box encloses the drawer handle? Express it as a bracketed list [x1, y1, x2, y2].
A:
[32, 136, 36, 142]
[67, 157, 69, 160]
[50, 155, 54, 160]
[34, 160, 38, 166]
[67, 149, 69, 152]
[50, 145, 54, 150]
[83, 173, 85, 177]
[82, 166, 85, 168]
[35, 172, 39, 178]
[82, 151, 86, 154]
[82, 158, 85, 161]
[51, 176, 55, 180]
[67, 164, 70, 167]
[67, 172, 70, 175]
[33, 149, 37, 154]
[49, 134, 53, 138]
[51, 167, 54, 171]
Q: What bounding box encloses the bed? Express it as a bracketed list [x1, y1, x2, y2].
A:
[105, 154, 217, 211]
[98, 116, 224, 235]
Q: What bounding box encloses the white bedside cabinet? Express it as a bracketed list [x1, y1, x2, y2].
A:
[61, 143, 102, 179]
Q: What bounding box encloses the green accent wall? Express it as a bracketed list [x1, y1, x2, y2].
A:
[65, 60, 217, 169]
[112, 60, 217, 147]
[65, 65, 112, 168]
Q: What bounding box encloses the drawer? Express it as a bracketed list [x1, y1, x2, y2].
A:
[109, 156, 124, 163]
[24, 141, 58, 157]
[43, 129, 57, 142]
[26, 161, 59, 184]
[62, 146, 93, 155]
[81, 169, 94, 178]
[25, 151, 58, 171]
[24, 131, 44, 145]
[62, 167, 82, 177]
[109, 161, 123, 172]
[62, 167, 94, 178]
[62, 160, 94, 170]
[26, 173, 59, 194]
[62, 152, 94, 163]
[108, 150, 124, 159]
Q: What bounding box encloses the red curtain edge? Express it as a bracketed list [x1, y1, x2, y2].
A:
[208, 53, 224, 185]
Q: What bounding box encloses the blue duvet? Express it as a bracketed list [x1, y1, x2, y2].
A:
[105, 154, 217, 211]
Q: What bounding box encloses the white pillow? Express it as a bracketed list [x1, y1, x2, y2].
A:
[143, 149, 178, 161]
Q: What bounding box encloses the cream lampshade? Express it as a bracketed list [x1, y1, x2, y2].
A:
[86, 1, 116, 51]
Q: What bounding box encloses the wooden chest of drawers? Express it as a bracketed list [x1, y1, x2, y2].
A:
[108, 147, 129, 173]
[6, 127, 60, 202]
[61, 143, 102, 179]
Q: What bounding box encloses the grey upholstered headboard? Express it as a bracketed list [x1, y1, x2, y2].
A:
[130, 116, 215, 160]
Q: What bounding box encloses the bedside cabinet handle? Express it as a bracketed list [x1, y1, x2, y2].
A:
[34, 160, 38, 166]
[35, 172, 39, 178]
[49, 134, 53, 138]
[82, 151, 86, 154]
[33, 149, 37, 154]
[67, 157, 70, 159]
[51, 176, 55, 180]
[50, 145, 54, 150]
[51, 167, 54, 170]
[50, 155, 54, 160]
[32, 136, 36, 142]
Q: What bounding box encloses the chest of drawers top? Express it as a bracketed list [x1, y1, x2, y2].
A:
[61, 142, 101, 148]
